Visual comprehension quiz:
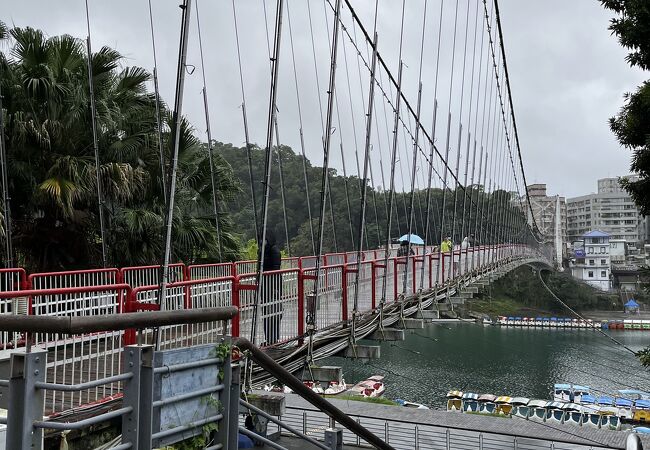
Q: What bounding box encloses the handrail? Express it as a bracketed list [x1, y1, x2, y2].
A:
[0, 306, 238, 334]
[234, 337, 395, 450]
[240, 399, 329, 450]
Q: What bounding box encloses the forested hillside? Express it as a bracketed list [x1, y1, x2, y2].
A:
[217, 141, 527, 257]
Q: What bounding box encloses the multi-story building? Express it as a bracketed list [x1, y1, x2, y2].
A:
[522, 184, 567, 262]
[567, 176, 646, 245]
[571, 230, 611, 291]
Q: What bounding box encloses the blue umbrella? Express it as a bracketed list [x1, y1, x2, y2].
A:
[398, 234, 424, 245]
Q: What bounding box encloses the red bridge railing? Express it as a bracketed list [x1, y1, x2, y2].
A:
[0, 244, 534, 413]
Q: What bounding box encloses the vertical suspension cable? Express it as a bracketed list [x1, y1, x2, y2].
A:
[437, 0, 461, 286]
[309, 0, 342, 364]
[84, 0, 108, 268]
[249, 0, 284, 371]
[350, 11, 382, 247]
[0, 64, 13, 268]
[147, 0, 167, 206]
[460, 0, 480, 274]
[404, 0, 429, 294]
[262, 0, 291, 256]
[351, 30, 378, 346]
[231, 0, 261, 241]
[448, 0, 472, 281]
[286, 0, 316, 254]
[421, 0, 446, 288]
[195, 0, 222, 260]
[156, 0, 192, 349]
[323, 1, 363, 251]
[306, 0, 339, 255]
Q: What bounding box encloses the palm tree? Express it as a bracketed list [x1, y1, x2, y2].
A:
[0, 23, 241, 271]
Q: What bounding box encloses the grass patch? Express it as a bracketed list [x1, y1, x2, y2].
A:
[324, 394, 398, 406]
[468, 298, 521, 316]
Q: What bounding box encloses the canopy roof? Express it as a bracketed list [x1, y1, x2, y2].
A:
[582, 230, 611, 238]
[625, 299, 639, 308]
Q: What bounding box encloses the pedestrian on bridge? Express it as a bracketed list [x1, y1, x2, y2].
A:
[261, 231, 283, 345]
[440, 236, 453, 253]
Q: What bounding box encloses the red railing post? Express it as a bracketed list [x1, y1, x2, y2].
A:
[297, 269, 305, 339]
[124, 288, 136, 346]
[371, 261, 377, 310]
[393, 258, 399, 302]
[232, 276, 240, 338]
[341, 265, 349, 321]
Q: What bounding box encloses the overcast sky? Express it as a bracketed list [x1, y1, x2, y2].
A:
[2, 0, 645, 200]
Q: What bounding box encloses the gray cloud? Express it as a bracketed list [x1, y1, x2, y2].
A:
[2, 0, 643, 199]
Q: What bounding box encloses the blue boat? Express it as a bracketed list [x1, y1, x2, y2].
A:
[597, 396, 614, 406]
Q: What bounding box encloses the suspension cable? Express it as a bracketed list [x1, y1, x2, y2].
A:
[248, 0, 284, 388]
[146, 0, 167, 206]
[285, 0, 316, 254]
[84, 0, 108, 268]
[156, 0, 192, 350]
[0, 62, 13, 267]
[195, 0, 222, 260]
[231, 0, 260, 241]
[262, 0, 291, 256]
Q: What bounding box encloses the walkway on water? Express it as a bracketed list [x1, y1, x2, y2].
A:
[261, 393, 650, 450]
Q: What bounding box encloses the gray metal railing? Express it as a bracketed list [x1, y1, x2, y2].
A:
[0, 307, 239, 450]
[274, 405, 633, 450]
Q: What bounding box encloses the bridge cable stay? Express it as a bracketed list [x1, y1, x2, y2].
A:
[0, 60, 13, 267]
[464, 0, 487, 273]
[306, 0, 343, 366]
[83, 0, 108, 268]
[418, 0, 447, 290]
[285, 0, 316, 255]
[535, 267, 637, 355]
[245, 0, 284, 391]
[305, 0, 339, 254]
[401, 0, 430, 297]
[345, 13, 383, 246]
[146, 0, 168, 207]
[231, 0, 261, 242]
[344, 2, 535, 261]
[448, 0, 474, 282]
[155, 0, 192, 350]
[482, 0, 541, 244]
[194, 0, 223, 261]
[261, 0, 292, 256]
[459, 0, 481, 274]
[321, 0, 371, 252]
[350, 0, 379, 350]
[377, 0, 406, 325]
[377, 67, 403, 240]
[338, 13, 372, 249]
[493, 0, 541, 240]
[436, 0, 461, 287]
[343, 0, 499, 219]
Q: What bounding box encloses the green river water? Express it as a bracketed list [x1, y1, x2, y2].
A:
[321, 322, 650, 409]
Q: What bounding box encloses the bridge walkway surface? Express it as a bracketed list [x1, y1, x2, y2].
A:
[258, 392, 650, 450]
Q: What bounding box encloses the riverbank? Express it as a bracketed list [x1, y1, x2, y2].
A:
[467, 266, 644, 318]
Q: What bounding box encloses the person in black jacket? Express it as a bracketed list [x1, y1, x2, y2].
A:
[261, 231, 283, 345]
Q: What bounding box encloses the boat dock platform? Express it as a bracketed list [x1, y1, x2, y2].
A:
[258, 392, 650, 449]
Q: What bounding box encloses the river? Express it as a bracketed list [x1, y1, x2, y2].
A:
[321, 322, 650, 409]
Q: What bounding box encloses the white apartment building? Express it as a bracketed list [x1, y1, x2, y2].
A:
[571, 230, 611, 291]
[567, 176, 645, 245]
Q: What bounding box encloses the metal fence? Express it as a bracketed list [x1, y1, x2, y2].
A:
[276, 406, 616, 450]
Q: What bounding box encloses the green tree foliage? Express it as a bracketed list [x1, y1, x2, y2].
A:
[0, 24, 240, 271]
[218, 143, 529, 256]
[601, 1, 650, 214]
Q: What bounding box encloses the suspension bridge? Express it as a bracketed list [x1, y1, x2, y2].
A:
[0, 0, 619, 448]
